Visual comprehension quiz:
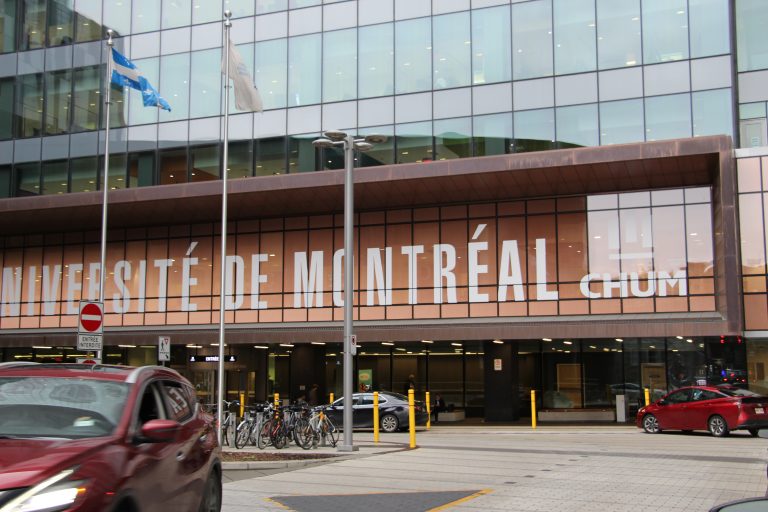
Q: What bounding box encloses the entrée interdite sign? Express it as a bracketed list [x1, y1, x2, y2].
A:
[0, 208, 712, 319]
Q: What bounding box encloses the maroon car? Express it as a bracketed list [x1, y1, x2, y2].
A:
[637, 385, 768, 437]
[0, 362, 221, 511]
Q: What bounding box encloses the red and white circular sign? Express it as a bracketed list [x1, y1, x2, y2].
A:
[79, 302, 103, 333]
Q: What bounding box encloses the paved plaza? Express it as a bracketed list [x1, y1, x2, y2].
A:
[222, 425, 768, 511]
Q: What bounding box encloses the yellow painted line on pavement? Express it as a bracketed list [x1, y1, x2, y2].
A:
[427, 489, 492, 511]
[264, 497, 293, 510]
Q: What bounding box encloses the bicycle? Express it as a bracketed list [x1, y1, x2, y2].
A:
[235, 402, 270, 449]
[207, 399, 240, 447]
[308, 405, 338, 448]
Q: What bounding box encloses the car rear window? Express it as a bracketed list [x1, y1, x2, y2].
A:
[0, 377, 130, 439]
[717, 387, 760, 397]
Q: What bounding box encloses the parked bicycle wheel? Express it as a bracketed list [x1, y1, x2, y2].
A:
[293, 417, 314, 450]
[256, 419, 272, 450]
[271, 422, 287, 449]
[322, 418, 338, 448]
[234, 421, 250, 449]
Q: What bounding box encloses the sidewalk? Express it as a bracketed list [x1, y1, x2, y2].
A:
[223, 426, 768, 512]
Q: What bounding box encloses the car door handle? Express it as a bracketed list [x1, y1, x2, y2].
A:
[176, 451, 186, 462]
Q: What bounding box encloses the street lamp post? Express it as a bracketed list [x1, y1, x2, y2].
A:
[312, 130, 385, 452]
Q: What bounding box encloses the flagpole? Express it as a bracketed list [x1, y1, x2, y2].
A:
[216, 10, 232, 446]
[98, 29, 114, 363]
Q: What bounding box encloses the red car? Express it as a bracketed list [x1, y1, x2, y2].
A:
[0, 362, 221, 511]
[637, 385, 768, 437]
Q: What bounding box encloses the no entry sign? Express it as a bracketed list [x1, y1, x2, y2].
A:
[78, 302, 104, 334]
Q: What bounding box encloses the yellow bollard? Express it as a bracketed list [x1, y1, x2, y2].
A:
[644, 388, 650, 406]
[426, 391, 431, 430]
[373, 391, 380, 444]
[329, 392, 334, 404]
[408, 388, 416, 448]
[239, 393, 245, 419]
[274, 393, 280, 417]
[531, 390, 537, 429]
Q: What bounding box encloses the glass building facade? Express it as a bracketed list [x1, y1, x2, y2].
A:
[0, 0, 767, 422]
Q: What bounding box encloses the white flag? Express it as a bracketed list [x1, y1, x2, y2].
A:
[224, 39, 263, 112]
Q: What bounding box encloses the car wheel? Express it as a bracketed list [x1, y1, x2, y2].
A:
[642, 414, 661, 434]
[708, 415, 729, 437]
[381, 414, 399, 433]
[749, 428, 760, 437]
[198, 469, 222, 512]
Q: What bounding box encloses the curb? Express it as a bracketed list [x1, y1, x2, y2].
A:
[222, 457, 345, 471]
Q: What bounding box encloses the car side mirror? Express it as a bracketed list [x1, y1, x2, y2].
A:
[709, 497, 768, 511]
[139, 419, 182, 443]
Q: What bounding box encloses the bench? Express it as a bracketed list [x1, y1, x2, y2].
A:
[537, 409, 615, 422]
[435, 409, 465, 422]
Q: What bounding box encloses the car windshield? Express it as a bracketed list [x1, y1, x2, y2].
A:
[717, 387, 761, 397]
[0, 377, 130, 439]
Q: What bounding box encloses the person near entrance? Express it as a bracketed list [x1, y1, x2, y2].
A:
[403, 374, 416, 395]
[432, 394, 446, 423]
[308, 383, 319, 406]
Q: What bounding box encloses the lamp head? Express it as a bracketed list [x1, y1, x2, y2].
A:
[364, 134, 387, 144]
[324, 130, 347, 142]
[312, 138, 335, 149]
[354, 141, 374, 152]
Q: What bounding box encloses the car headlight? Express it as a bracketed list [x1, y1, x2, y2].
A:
[0, 469, 88, 512]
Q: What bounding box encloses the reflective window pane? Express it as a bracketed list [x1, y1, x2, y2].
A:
[396, 121, 432, 164]
[190, 144, 219, 181]
[255, 136, 286, 176]
[256, 0, 287, 15]
[359, 125, 394, 166]
[162, 0, 191, 29]
[736, 0, 768, 72]
[159, 53, 190, 121]
[41, 160, 68, 195]
[287, 135, 315, 173]
[472, 6, 511, 85]
[288, 34, 320, 107]
[473, 112, 513, 156]
[128, 151, 155, 187]
[225, 0, 255, 18]
[692, 89, 733, 138]
[600, 99, 644, 145]
[0, 77, 12, 139]
[323, 29, 356, 102]
[512, 0, 552, 80]
[556, 104, 598, 148]
[21, 0, 46, 50]
[645, 93, 692, 141]
[395, 18, 431, 94]
[689, 0, 730, 58]
[597, 0, 641, 69]
[642, 0, 689, 64]
[15, 73, 43, 138]
[106, 153, 126, 189]
[0, 165, 10, 197]
[70, 155, 97, 192]
[47, 0, 74, 46]
[45, 69, 71, 135]
[72, 65, 100, 132]
[15, 162, 40, 196]
[193, 0, 222, 24]
[359, 24, 393, 98]
[0, 0, 17, 53]
[108, 81, 126, 129]
[190, 48, 222, 118]
[159, 147, 188, 184]
[102, 0, 130, 36]
[228, 140, 252, 178]
[435, 117, 471, 160]
[514, 108, 554, 153]
[255, 38, 287, 109]
[554, 0, 596, 75]
[74, 0, 102, 42]
[433, 12, 470, 89]
[132, 0, 160, 33]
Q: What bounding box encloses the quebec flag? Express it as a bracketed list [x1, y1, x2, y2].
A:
[110, 48, 171, 112]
